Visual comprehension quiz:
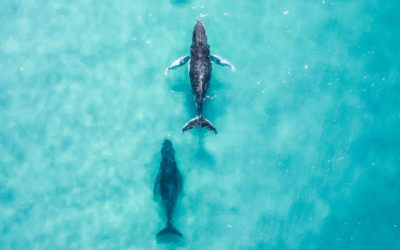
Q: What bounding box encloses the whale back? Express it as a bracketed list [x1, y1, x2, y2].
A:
[191, 20, 210, 59]
[189, 20, 212, 107]
[158, 140, 182, 218]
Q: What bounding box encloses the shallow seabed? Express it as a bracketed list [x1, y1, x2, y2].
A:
[1, 0, 400, 249]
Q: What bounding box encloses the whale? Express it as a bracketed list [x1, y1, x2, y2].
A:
[165, 20, 235, 134]
[153, 139, 183, 239]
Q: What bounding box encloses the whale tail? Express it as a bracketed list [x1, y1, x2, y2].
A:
[157, 223, 183, 238]
[182, 115, 217, 134]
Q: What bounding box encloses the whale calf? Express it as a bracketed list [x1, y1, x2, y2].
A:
[153, 139, 183, 239]
[165, 20, 235, 134]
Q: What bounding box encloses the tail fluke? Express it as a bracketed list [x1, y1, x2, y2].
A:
[157, 223, 183, 238]
[182, 116, 217, 134]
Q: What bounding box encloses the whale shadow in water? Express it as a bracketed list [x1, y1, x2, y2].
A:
[153, 139, 185, 245]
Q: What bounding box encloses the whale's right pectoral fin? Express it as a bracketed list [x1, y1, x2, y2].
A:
[165, 56, 190, 75]
[211, 54, 236, 71]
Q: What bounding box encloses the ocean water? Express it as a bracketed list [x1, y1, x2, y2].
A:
[1, 0, 400, 249]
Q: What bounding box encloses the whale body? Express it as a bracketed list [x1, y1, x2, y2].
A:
[165, 20, 235, 134]
[153, 139, 183, 238]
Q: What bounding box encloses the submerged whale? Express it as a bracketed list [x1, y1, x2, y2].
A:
[165, 20, 235, 134]
[153, 139, 183, 239]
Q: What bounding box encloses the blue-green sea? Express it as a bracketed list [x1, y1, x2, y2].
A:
[1, 0, 400, 249]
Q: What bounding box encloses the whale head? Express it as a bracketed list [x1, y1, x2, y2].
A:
[192, 20, 208, 46]
[161, 139, 175, 158]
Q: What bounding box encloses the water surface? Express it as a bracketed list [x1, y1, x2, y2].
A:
[1, 0, 399, 249]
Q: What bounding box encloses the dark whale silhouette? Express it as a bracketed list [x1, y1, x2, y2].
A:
[153, 139, 183, 238]
[165, 20, 235, 134]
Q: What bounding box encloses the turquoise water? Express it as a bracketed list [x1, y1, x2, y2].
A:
[1, 0, 400, 249]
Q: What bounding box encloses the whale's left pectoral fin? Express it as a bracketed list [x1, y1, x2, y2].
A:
[211, 54, 236, 71]
[165, 56, 190, 75]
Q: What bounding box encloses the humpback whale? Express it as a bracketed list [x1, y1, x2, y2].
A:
[165, 20, 235, 134]
[153, 139, 183, 239]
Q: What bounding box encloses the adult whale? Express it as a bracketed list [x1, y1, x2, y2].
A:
[153, 139, 183, 239]
[165, 20, 235, 134]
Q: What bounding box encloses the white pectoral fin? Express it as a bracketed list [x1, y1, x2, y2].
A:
[165, 55, 190, 75]
[211, 54, 236, 71]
